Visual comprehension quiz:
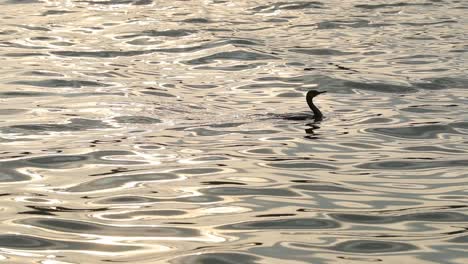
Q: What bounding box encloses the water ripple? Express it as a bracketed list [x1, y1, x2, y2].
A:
[1, 0, 467, 263]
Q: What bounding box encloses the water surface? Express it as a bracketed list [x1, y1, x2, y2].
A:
[0, 0, 467, 263]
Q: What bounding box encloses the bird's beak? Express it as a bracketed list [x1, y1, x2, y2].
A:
[318, 91, 327, 94]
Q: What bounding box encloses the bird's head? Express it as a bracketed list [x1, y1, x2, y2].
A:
[306, 90, 326, 98]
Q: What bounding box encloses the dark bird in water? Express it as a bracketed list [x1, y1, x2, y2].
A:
[265, 89, 326, 123]
[306, 90, 326, 122]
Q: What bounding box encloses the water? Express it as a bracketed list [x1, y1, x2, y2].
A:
[1, 0, 467, 263]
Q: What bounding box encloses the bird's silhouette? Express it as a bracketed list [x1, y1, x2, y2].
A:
[277, 90, 326, 122]
[306, 90, 326, 122]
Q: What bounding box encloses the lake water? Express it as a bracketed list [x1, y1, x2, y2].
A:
[0, 0, 467, 263]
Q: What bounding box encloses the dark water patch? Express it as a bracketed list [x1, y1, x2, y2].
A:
[451, 122, 468, 129]
[182, 18, 211, 23]
[2, 118, 111, 135]
[209, 122, 245, 128]
[65, 172, 178, 192]
[219, 218, 339, 230]
[404, 212, 468, 222]
[78, 0, 153, 5]
[51, 49, 151, 58]
[450, 49, 468, 53]
[0, 91, 52, 97]
[132, 0, 153, 5]
[117, 29, 197, 39]
[195, 63, 266, 71]
[0, 109, 27, 115]
[42, 10, 76, 16]
[88, 167, 140, 177]
[172, 252, 261, 264]
[0, 234, 139, 251]
[141, 90, 176, 97]
[293, 184, 357, 192]
[268, 112, 316, 121]
[10, 79, 111, 88]
[291, 180, 320, 183]
[404, 36, 438, 41]
[3, 52, 48, 57]
[30, 36, 57, 41]
[202, 181, 246, 186]
[337, 256, 384, 262]
[206, 28, 233, 32]
[400, 20, 457, 26]
[400, 106, 444, 113]
[97, 194, 223, 204]
[357, 159, 468, 170]
[18, 218, 200, 237]
[368, 124, 460, 139]
[223, 39, 260, 46]
[332, 240, 417, 253]
[114, 116, 161, 124]
[21, 205, 107, 216]
[330, 212, 468, 224]
[185, 84, 218, 89]
[266, 162, 335, 170]
[89, 150, 148, 165]
[256, 213, 296, 217]
[412, 77, 468, 90]
[183, 50, 278, 65]
[0, 30, 17, 35]
[173, 195, 224, 204]
[397, 60, 438, 65]
[19, 209, 55, 216]
[331, 214, 394, 224]
[51, 41, 75, 46]
[201, 187, 299, 197]
[355, 2, 432, 9]
[23, 70, 64, 76]
[191, 156, 231, 162]
[0, 168, 31, 182]
[276, 92, 303, 98]
[165, 222, 195, 225]
[1, 0, 40, 4]
[125, 38, 162, 46]
[172, 168, 223, 175]
[251, 1, 324, 13]
[13, 155, 90, 170]
[290, 48, 356, 56]
[265, 18, 290, 23]
[314, 20, 391, 29]
[404, 146, 465, 153]
[449, 235, 468, 243]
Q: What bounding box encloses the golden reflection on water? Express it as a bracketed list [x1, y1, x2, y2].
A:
[0, 0, 468, 263]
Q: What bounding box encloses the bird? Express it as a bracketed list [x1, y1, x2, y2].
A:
[262, 90, 326, 122]
[306, 90, 326, 122]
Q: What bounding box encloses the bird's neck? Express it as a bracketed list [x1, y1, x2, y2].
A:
[306, 95, 323, 120]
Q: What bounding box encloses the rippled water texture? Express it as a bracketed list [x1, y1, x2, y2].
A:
[1, 0, 468, 263]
